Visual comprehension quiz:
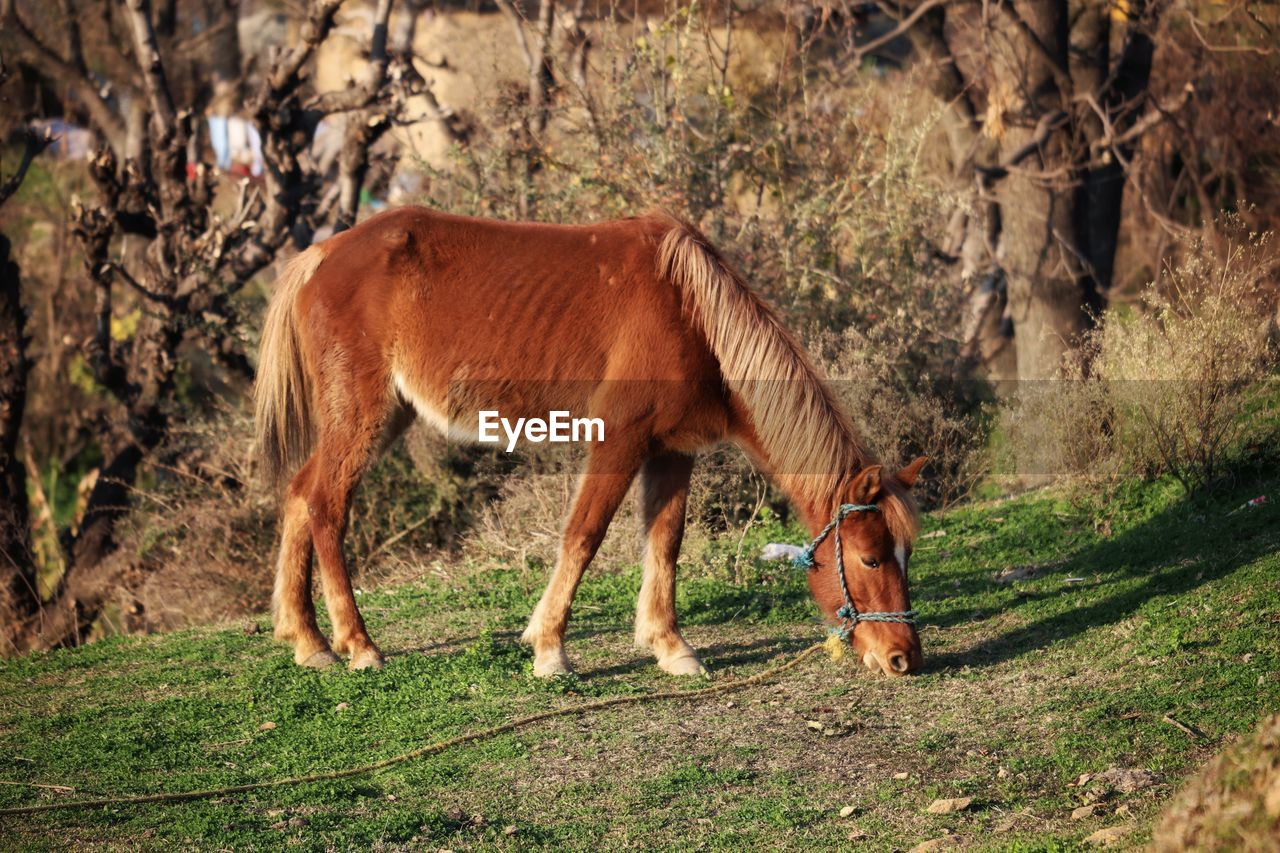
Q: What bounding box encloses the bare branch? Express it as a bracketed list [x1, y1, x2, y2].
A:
[494, 0, 538, 75]
[265, 0, 348, 94]
[1185, 7, 1275, 56]
[0, 0, 130, 153]
[976, 109, 1069, 184]
[1087, 81, 1196, 155]
[123, 0, 178, 138]
[855, 0, 951, 65]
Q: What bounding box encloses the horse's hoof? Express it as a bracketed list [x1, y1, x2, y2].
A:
[531, 649, 573, 678]
[299, 649, 340, 669]
[349, 648, 385, 671]
[658, 651, 708, 678]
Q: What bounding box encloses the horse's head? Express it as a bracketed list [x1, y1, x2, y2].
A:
[805, 456, 927, 676]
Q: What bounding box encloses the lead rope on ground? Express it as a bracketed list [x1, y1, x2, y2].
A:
[0, 643, 826, 817]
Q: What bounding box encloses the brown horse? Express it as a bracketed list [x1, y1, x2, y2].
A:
[255, 207, 927, 677]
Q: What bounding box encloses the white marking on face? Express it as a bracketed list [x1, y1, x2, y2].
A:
[894, 541, 907, 577]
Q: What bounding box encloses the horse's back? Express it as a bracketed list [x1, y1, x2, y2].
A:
[293, 207, 727, 446]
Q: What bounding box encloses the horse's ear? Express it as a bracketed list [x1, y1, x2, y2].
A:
[896, 456, 928, 489]
[850, 465, 883, 504]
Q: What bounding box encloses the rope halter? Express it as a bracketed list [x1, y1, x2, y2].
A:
[794, 503, 917, 640]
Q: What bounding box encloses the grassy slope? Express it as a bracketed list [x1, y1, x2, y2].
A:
[1, 469, 1278, 851]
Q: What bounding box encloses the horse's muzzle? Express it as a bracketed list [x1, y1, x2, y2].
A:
[863, 646, 923, 676]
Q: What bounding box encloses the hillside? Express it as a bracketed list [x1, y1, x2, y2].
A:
[1, 470, 1278, 849]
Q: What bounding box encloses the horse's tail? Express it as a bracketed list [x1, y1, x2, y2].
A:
[254, 244, 327, 486]
[656, 214, 862, 478]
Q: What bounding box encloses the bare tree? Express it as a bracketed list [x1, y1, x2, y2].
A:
[0, 0, 427, 652]
[493, 0, 590, 216]
[860, 0, 1269, 381]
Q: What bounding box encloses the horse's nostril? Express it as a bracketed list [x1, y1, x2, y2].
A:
[888, 651, 911, 673]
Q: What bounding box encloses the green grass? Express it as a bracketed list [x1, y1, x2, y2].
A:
[2, 468, 1278, 850]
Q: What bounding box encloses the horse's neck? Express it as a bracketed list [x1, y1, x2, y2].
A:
[735, 429, 858, 534]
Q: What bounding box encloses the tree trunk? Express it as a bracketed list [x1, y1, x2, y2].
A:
[1077, 0, 1155, 298]
[0, 234, 39, 654]
[995, 0, 1095, 380]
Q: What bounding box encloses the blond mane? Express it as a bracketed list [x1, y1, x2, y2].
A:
[656, 213, 918, 541]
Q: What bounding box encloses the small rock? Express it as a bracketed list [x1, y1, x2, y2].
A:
[258, 721, 276, 731]
[336, 702, 350, 712]
[1242, 653, 1254, 663]
[926, 797, 973, 814]
[1072, 804, 1098, 820]
[503, 825, 518, 836]
[893, 772, 910, 781]
[1092, 767, 1158, 793]
[1075, 773, 1093, 787]
[725, 701, 736, 709]
[997, 767, 1010, 779]
[806, 720, 824, 731]
[994, 565, 1037, 584]
[839, 805, 857, 818]
[1084, 824, 1134, 846]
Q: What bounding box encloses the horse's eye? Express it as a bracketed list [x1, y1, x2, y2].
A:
[863, 557, 880, 569]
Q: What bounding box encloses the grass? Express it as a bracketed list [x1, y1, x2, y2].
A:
[1, 467, 1278, 850]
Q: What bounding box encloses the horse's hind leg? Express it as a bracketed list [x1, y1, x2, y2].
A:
[635, 452, 704, 676]
[273, 459, 339, 668]
[278, 396, 411, 671]
[306, 412, 392, 671]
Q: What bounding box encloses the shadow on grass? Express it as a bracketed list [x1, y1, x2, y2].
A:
[572, 633, 815, 679]
[918, 479, 1279, 673]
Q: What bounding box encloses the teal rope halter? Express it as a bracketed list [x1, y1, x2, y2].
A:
[794, 503, 917, 640]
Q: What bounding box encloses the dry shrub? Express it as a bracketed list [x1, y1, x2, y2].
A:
[1099, 224, 1278, 489]
[819, 326, 989, 508]
[101, 410, 474, 634]
[1151, 712, 1280, 851]
[998, 349, 1120, 486]
[1004, 219, 1279, 490]
[459, 444, 646, 576]
[105, 409, 277, 632]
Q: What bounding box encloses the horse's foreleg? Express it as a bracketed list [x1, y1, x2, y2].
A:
[272, 461, 338, 667]
[635, 452, 704, 676]
[522, 441, 643, 676]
